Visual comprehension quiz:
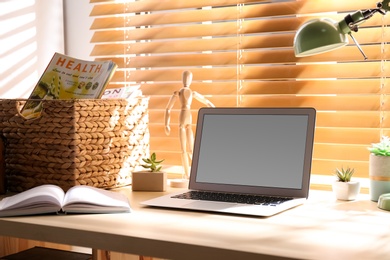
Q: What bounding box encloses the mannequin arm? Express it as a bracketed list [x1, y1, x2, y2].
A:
[165, 92, 178, 135]
[193, 92, 215, 107]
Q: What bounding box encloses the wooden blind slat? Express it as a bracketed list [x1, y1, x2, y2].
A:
[139, 82, 237, 96]
[109, 63, 390, 82]
[147, 96, 381, 110]
[240, 79, 383, 95]
[92, 45, 390, 66]
[241, 96, 380, 110]
[114, 79, 383, 96]
[147, 109, 383, 129]
[90, 0, 378, 17]
[315, 128, 378, 145]
[313, 143, 369, 161]
[311, 160, 368, 178]
[316, 111, 380, 128]
[91, 18, 303, 43]
[91, 0, 265, 15]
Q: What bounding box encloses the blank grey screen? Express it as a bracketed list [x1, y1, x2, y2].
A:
[195, 114, 309, 189]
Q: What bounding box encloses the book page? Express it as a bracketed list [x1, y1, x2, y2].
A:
[0, 185, 64, 217]
[62, 186, 131, 214]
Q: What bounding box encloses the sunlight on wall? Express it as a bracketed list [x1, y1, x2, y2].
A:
[1, 0, 64, 98]
[2, 0, 38, 98]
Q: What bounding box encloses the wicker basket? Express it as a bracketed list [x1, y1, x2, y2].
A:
[0, 98, 149, 192]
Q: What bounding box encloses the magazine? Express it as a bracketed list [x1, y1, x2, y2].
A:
[101, 85, 142, 99]
[0, 184, 131, 217]
[21, 52, 117, 119]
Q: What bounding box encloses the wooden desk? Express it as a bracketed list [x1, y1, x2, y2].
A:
[0, 188, 389, 260]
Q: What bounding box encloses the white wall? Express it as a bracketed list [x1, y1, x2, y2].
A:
[1, 0, 93, 98]
[1, 0, 65, 98]
[63, 0, 94, 60]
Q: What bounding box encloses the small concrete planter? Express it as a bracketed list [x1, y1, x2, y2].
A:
[369, 154, 390, 201]
[332, 181, 360, 201]
[132, 171, 167, 192]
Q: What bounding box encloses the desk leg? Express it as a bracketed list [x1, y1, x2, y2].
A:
[92, 249, 110, 260]
[91, 250, 155, 260]
[0, 137, 6, 194]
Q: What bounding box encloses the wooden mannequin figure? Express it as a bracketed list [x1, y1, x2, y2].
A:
[165, 71, 215, 184]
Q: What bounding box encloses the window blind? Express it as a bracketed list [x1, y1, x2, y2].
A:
[89, 0, 390, 191]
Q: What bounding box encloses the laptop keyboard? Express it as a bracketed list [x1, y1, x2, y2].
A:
[172, 191, 293, 206]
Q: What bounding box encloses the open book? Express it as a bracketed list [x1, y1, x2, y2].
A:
[0, 185, 131, 217]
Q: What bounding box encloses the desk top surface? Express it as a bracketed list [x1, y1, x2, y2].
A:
[0, 187, 389, 260]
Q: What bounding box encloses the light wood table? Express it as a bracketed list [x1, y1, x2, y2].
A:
[0, 187, 390, 260]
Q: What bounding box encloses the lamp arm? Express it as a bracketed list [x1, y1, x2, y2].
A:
[339, 9, 384, 34]
[334, 1, 389, 60]
[378, 0, 390, 12]
[339, 1, 389, 34]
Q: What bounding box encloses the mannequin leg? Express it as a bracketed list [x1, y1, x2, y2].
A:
[186, 126, 194, 161]
[179, 126, 190, 179]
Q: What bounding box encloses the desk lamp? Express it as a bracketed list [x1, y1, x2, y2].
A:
[294, 0, 390, 59]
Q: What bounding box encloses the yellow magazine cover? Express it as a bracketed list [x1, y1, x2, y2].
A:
[21, 52, 117, 119]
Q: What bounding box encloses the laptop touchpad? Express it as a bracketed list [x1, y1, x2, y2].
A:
[183, 201, 234, 210]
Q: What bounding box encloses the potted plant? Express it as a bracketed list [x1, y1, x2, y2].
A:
[132, 153, 167, 191]
[332, 167, 360, 201]
[368, 136, 390, 201]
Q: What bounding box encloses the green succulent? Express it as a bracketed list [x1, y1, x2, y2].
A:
[141, 152, 164, 172]
[334, 167, 354, 182]
[368, 136, 390, 156]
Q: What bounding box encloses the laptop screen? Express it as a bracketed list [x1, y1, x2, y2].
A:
[189, 107, 316, 198]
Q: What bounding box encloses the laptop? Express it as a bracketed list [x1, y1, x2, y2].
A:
[142, 107, 316, 217]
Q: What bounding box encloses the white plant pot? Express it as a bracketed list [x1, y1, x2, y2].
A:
[332, 181, 360, 201]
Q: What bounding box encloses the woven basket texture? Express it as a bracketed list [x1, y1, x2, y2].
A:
[0, 98, 150, 192]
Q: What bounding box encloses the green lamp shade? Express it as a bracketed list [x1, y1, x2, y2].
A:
[294, 18, 349, 57]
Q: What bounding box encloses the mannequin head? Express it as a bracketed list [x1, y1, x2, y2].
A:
[182, 71, 193, 87]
